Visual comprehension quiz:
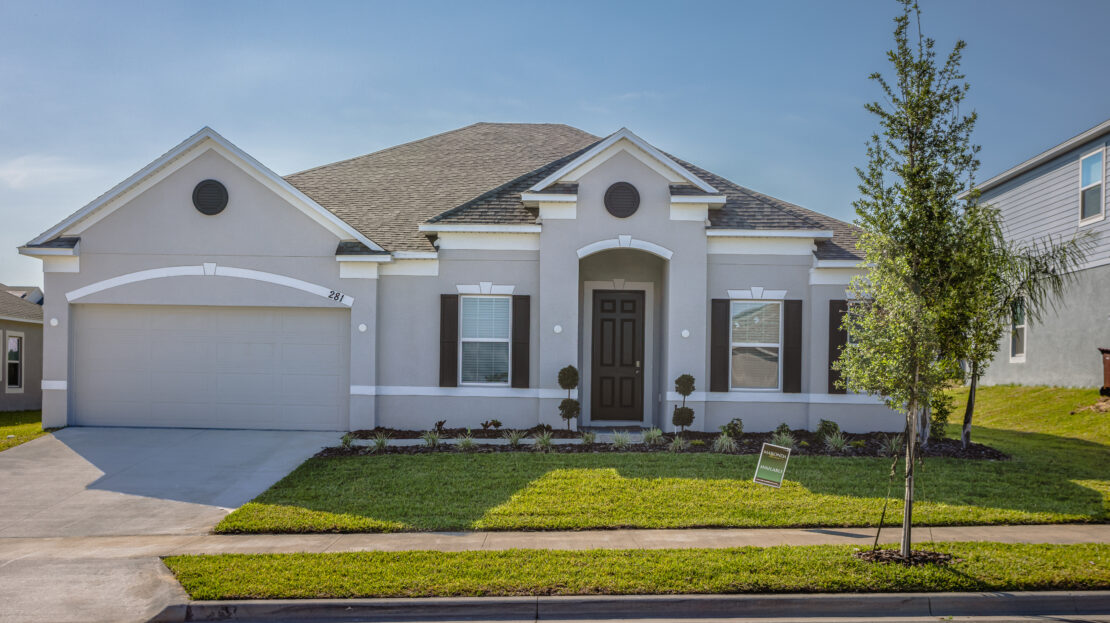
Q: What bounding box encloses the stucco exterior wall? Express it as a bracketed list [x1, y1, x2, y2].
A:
[1, 319, 43, 412]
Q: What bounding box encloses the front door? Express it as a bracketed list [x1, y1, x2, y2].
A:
[591, 290, 645, 421]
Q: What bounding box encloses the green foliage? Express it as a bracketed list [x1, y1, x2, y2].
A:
[581, 431, 596, 446]
[824, 431, 849, 453]
[611, 431, 631, 450]
[341, 433, 354, 450]
[668, 436, 690, 453]
[457, 430, 476, 452]
[720, 418, 744, 439]
[672, 406, 695, 432]
[0, 411, 50, 452]
[558, 398, 581, 430]
[930, 391, 954, 436]
[371, 432, 390, 454]
[690, 440, 705, 447]
[775, 423, 792, 436]
[850, 440, 867, 449]
[712, 433, 738, 454]
[816, 419, 840, 441]
[880, 434, 904, 458]
[770, 430, 795, 450]
[533, 430, 554, 453]
[558, 365, 580, 391]
[642, 427, 665, 446]
[674, 374, 696, 398]
[502, 429, 525, 448]
[421, 431, 442, 449]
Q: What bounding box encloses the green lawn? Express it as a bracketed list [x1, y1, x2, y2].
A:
[216, 386, 1109, 533]
[165, 542, 1110, 599]
[0, 410, 48, 452]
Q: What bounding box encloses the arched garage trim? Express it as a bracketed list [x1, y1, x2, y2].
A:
[576, 235, 674, 260]
[64, 264, 355, 307]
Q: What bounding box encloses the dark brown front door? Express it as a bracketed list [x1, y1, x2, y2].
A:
[591, 290, 645, 421]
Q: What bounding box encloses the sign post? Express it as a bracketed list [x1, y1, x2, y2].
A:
[753, 442, 791, 488]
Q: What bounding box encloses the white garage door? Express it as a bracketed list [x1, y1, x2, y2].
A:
[71, 305, 349, 430]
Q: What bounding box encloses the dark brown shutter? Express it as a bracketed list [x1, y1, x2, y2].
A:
[511, 295, 530, 388]
[710, 299, 730, 392]
[828, 300, 848, 394]
[439, 294, 458, 387]
[782, 300, 803, 393]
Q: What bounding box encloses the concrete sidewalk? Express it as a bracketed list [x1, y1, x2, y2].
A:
[2, 524, 1107, 560]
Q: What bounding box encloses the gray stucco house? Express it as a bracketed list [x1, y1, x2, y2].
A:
[0, 290, 43, 411]
[20, 123, 898, 433]
[975, 119, 1109, 388]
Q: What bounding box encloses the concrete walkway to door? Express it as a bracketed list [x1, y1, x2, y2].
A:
[0, 427, 338, 623]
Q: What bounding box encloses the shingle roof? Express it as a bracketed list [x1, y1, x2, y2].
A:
[285, 123, 600, 252]
[0, 291, 43, 323]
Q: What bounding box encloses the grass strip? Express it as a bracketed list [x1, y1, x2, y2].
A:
[0, 411, 49, 452]
[164, 542, 1110, 600]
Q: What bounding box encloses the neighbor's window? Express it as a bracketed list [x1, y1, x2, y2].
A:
[459, 295, 511, 384]
[1010, 298, 1026, 361]
[6, 333, 22, 390]
[1080, 150, 1103, 222]
[730, 300, 782, 390]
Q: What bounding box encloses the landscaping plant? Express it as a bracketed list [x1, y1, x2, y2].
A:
[770, 429, 795, 450]
[824, 431, 849, 454]
[502, 429, 525, 448]
[371, 432, 390, 454]
[533, 430, 554, 453]
[816, 419, 839, 442]
[433, 420, 447, 434]
[421, 430, 441, 449]
[611, 431, 631, 450]
[712, 433, 738, 454]
[642, 427, 665, 446]
[668, 436, 690, 453]
[341, 433, 354, 450]
[480, 419, 502, 430]
[558, 365, 580, 431]
[720, 418, 743, 439]
[457, 429, 476, 452]
[672, 374, 696, 433]
[581, 431, 596, 446]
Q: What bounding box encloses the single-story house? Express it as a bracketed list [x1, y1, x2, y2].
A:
[20, 123, 899, 433]
[0, 290, 43, 411]
[972, 118, 1110, 388]
[2, 284, 44, 305]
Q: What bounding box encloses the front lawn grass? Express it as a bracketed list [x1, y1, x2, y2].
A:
[164, 542, 1110, 600]
[216, 386, 1109, 533]
[0, 410, 48, 452]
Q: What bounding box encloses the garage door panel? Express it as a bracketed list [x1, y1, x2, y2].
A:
[73, 305, 349, 431]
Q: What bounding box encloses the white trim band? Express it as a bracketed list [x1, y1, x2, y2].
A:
[457, 282, 515, 295]
[577, 236, 675, 260]
[706, 229, 835, 239]
[419, 224, 542, 233]
[351, 385, 575, 399]
[666, 391, 886, 405]
[42, 380, 67, 391]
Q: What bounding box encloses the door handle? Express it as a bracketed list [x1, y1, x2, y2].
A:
[635, 360, 641, 375]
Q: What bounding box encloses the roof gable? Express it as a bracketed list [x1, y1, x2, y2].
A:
[25, 127, 382, 252]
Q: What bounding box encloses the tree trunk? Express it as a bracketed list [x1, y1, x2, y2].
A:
[961, 366, 978, 450]
[919, 401, 932, 448]
[902, 400, 917, 558]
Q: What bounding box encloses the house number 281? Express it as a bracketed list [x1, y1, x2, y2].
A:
[328, 290, 346, 303]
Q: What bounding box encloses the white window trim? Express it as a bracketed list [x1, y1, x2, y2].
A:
[1079, 147, 1105, 226]
[458, 294, 512, 387]
[1009, 300, 1026, 363]
[5, 330, 24, 393]
[729, 300, 783, 392]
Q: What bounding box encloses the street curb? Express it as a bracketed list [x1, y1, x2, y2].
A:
[149, 590, 1110, 621]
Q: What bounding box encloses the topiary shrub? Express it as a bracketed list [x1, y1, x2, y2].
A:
[672, 374, 696, 432]
[558, 398, 581, 429]
[817, 419, 840, 441]
[720, 418, 743, 438]
[558, 365, 580, 431]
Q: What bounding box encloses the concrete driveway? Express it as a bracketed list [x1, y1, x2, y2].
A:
[0, 427, 338, 622]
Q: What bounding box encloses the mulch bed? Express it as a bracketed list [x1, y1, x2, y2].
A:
[325, 429, 1007, 460]
[853, 548, 961, 566]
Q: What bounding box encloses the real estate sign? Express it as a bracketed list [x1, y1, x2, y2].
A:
[753, 442, 791, 488]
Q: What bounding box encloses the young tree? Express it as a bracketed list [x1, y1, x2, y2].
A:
[837, 0, 979, 558]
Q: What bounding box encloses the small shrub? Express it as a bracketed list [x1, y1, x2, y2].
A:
[480, 419, 502, 430]
[720, 418, 744, 438]
[503, 429, 525, 448]
[880, 433, 904, 457]
[850, 440, 866, 449]
[824, 431, 848, 453]
[770, 429, 795, 449]
[581, 431, 597, 445]
[775, 422, 792, 436]
[433, 420, 447, 434]
[712, 432, 738, 453]
[533, 430, 554, 453]
[371, 432, 390, 453]
[930, 392, 954, 437]
[817, 419, 840, 441]
[611, 431, 631, 450]
[457, 429, 476, 452]
[558, 398, 581, 431]
[690, 439, 705, 447]
[558, 365, 580, 392]
[798, 440, 810, 448]
[672, 406, 695, 432]
[668, 435, 690, 453]
[534, 423, 553, 434]
[421, 430, 441, 449]
[642, 427, 665, 446]
[340, 433, 354, 450]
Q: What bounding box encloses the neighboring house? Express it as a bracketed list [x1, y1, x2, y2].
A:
[975, 119, 1110, 388]
[19, 123, 898, 433]
[0, 291, 43, 411]
[2, 284, 44, 304]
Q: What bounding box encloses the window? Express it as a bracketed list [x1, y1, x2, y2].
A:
[6, 332, 23, 391]
[730, 300, 782, 390]
[1010, 298, 1026, 361]
[1080, 150, 1104, 222]
[459, 295, 511, 384]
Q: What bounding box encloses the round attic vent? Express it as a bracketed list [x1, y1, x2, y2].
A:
[604, 182, 639, 218]
[192, 179, 228, 215]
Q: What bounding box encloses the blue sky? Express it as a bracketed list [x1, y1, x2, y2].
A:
[1, 0, 1107, 287]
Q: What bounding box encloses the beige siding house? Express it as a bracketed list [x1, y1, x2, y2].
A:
[0, 290, 43, 411]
